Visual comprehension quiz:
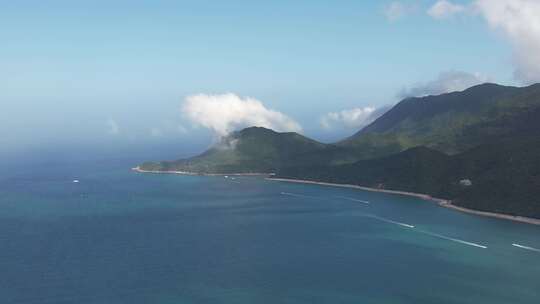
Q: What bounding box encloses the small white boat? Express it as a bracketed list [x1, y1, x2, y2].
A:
[73, 179, 80, 183]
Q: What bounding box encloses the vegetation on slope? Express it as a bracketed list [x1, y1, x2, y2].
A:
[340, 83, 540, 156]
[139, 127, 327, 174]
[277, 137, 540, 219]
[139, 83, 540, 218]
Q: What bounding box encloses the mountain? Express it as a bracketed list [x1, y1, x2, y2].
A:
[277, 83, 540, 166]
[277, 136, 540, 219]
[138, 127, 327, 174]
[141, 83, 540, 173]
[339, 83, 540, 157]
[138, 83, 540, 219]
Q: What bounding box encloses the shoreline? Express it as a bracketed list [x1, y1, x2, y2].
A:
[131, 166, 274, 177]
[132, 168, 540, 226]
[267, 178, 540, 226]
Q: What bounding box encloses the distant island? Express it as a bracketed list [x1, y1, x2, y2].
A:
[137, 83, 540, 222]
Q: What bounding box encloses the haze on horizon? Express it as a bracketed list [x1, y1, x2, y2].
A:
[2, 0, 540, 163]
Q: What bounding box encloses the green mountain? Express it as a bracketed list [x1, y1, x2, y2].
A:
[138, 127, 327, 174]
[275, 83, 540, 166]
[278, 136, 540, 218]
[138, 83, 540, 218]
[339, 83, 540, 157]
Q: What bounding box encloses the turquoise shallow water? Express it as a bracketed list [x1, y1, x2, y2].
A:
[0, 161, 539, 303]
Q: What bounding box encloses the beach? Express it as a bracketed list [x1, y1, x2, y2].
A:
[267, 178, 540, 226]
[132, 168, 540, 226]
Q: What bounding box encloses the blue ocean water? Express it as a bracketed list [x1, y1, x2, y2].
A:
[0, 160, 539, 304]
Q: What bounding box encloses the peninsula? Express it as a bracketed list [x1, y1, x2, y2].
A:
[137, 83, 540, 222]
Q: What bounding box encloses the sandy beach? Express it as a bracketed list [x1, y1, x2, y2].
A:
[267, 178, 540, 226]
[133, 168, 540, 226]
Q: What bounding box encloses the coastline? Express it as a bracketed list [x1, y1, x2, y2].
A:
[131, 166, 274, 177]
[132, 168, 540, 226]
[267, 178, 540, 226]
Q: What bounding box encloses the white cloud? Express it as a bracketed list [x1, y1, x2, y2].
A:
[106, 118, 120, 135]
[398, 70, 489, 98]
[384, 1, 417, 21]
[426, 0, 540, 84]
[321, 106, 391, 131]
[215, 138, 239, 151]
[181, 93, 302, 136]
[474, 0, 540, 84]
[428, 0, 466, 19]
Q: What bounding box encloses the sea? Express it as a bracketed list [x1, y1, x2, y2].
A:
[0, 159, 539, 304]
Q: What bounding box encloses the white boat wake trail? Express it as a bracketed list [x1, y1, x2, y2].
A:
[415, 229, 488, 249]
[368, 215, 415, 228]
[280, 192, 370, 205]
[512, 243, 540, 253]
[283, 193, 488, 250]
[336, 196, 370, 204]
[280, 192, 319, 199]
[365, 215, 487, 249]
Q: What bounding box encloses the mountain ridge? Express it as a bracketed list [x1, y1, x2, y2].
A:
[337, 82, 540, 156]
[138, 82, 540, 219]
[139, 126, 328, 174]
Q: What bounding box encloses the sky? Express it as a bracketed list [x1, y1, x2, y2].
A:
[1, 0, 539, 162]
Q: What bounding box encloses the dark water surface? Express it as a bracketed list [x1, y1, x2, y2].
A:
[0, 161, 539, 303]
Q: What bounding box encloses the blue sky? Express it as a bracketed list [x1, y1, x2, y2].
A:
[1, 0, 535, 161]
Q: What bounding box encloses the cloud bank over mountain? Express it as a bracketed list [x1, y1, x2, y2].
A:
[398, 70, 489, 98]
[475, 0, 540, 84]
[182, 93, 302, 136]
[428, 0, 540, 84]
[320, 106, 391, 131]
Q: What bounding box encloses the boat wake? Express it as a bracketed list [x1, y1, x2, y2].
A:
[280, 192, 371, 205]
[365, 215, 487, 249]
[280, 192, 319, 199]
[416, 229, 488, 249]
[283, 192, 490, 250]
[367, 215, 415, 228]
[336, 196, 370, 204]
[512, 243, 540, 253]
